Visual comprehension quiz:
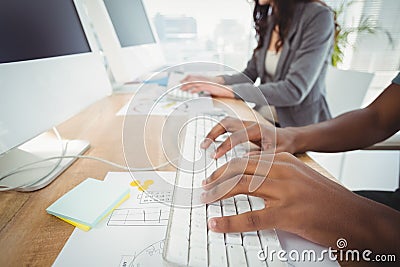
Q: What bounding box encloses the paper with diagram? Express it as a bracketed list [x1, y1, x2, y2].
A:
[52, 171, 176, 267]
[115, 77, 214, 116]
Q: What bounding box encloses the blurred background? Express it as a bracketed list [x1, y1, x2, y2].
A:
[142, 0, 400, 192]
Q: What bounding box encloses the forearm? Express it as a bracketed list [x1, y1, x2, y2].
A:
[214, 76, 225, 85]
[290, 82, 400, 153]
[220, 72, 255, 86]
[298, 171, 400, 264]
[336, 195, 400, 265]
[290, 108, 389, 153]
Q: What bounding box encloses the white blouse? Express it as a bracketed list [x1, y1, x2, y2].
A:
[265, 50, 281, 78]
[262, 50, 281, 123]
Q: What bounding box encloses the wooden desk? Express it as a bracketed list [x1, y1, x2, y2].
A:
[0, 94, 333, 266]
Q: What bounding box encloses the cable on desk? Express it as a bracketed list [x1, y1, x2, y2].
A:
[0, 128, 178, 191]
[0, 127, 67, 191]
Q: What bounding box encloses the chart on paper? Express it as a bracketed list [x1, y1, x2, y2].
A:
[53, 172, 175, 267]
[138, 190, 173, 204]
[108, 207, 170, 226]
[119, 239, 165, 267]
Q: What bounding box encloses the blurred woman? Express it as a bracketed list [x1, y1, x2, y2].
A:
[181, 0, 336, 127]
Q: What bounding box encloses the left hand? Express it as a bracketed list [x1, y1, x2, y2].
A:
[180, 75, 235, 98]
[201, 117, 298, 158]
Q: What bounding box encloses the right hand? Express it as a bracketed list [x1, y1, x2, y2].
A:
[201, 117, 298, 159]
[179, 75, 234, 98]
[201, 152, 400, 263]
[180, 75, 224, 91]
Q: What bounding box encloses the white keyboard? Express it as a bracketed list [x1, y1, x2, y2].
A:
[167, 89, 200, 101]
[166, 72, 209, 101]
[163, 115, 286, 267]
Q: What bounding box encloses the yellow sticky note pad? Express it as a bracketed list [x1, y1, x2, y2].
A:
[57, 216, 92, 231]
[47, 178, 130, 229]
[55, 193, 130, 231]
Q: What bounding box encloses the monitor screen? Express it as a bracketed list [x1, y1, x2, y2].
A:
[103, 0, 156, 48]
[0, 0, 109, 157]
[0, 0, 91, 64]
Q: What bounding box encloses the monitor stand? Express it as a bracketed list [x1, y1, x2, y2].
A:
[0, 132, 89, 192]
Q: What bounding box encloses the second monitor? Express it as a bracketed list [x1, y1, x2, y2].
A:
[82, 0, 165, 85]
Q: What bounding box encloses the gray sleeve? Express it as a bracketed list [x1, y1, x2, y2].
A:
[392, 73, 400, 85]
[220, 53, 259, 85]
[233, 8, 334, 107]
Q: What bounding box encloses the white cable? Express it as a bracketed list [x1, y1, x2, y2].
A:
[0, 127, 178, 191]
[18, 141, 69, 189]
[0, 127, 67, 191]
[0, 155, 177, 177]
[0, 128, 65, 182]
[0, 155, 178, 191]
[1, 128, 66, 190]
[0, 112, 229, 191]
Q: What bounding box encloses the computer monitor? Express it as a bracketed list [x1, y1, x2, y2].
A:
[81, 0, 165, 85]
[0, 0, 112, 191]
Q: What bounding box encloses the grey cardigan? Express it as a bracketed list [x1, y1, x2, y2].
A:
[221, 2, 334, 127]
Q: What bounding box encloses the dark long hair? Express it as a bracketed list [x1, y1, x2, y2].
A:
[253, 0, 338, 52]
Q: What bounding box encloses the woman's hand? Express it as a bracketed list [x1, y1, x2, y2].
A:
[201, 116, 298, 158]
[180, 75, 235, 98]
[201, 152, 400, 262]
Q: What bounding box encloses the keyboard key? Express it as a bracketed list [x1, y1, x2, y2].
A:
[165, 228, 189, 265]
[173, 188, 193, 207]
[245, 249, 268, 267]
[191, 207, 206, 225]
[243, 230, 259, 236]
[190, 231, 207, 250]
[225, 232, 242, 245]
[167, 89, 200, 101]
[208, 201, 221, 207]
[193, 172, 206, 188]
[243, 234, 261, 250]
[236, 200, 251, 214]
[191, 229, 207, 247]
[221, 197, 235, 206]
[176, 171, 194, 189]
[226, 244, 247, 266]
[259, 229, 280, 247]
[249, 196, 265, 211]
[234, 194, 249, 202]
[189, 246, 208, 267]
[222, 204, 236, 216]
[172, 208, 191, 227]
[259, 230, 287, 267]
[208, 244, 228, 267]
[192, 205, 207, 220]
[208, 229, 225, 245]
[207, 205, 222, 217]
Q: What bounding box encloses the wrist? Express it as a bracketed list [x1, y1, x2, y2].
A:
[215, 76, 225, 85]
[287, 127, 308, 153]
[224, 86, 235, 98]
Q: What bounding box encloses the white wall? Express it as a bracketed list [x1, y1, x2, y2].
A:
[308, 150, 399, 191]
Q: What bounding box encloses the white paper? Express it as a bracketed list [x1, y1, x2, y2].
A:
[115, 79, 214, 117]
[52, 171, 176, 267]
[53, 172, 339, 267]
[116, 96, 214, 117]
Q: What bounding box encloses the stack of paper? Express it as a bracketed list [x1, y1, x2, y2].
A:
[46, 178, 130, 231]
